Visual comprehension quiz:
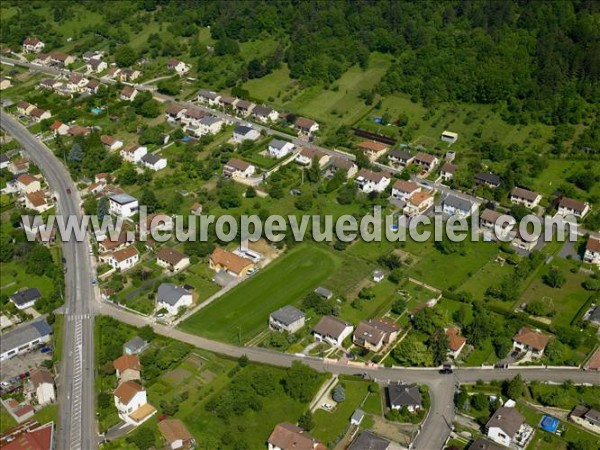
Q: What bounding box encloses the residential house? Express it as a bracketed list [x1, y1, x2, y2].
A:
[348, 431, 397, 450]
[16, 174, 41, 193]
[252, 105, 279, 122]
[209, 247, 255, 277]
[353, 319, 399, 352]
[0, 77, 11, 90]
[17, 101, 35, 115]
[387, 384, 422, 412]
[442, 195, 477, 218]
[8, 157, 29, 174]
[118, 68, 142, 82]
[141, 153, 167, 171]
[29, 108, 51, 122]
[158, 419, 195, 450]
[475, 172, 502, 189]
[235, 99, 254, 116]
[358, 140, 389, 161]
[510, 227, 540, 252]
[120, 145, 148, 163]
[445, 328, 467, 359]
[99, 230, 132, 253]
[120, 86, 138, 101]
[109, 194, 139, 217]
[39, 78, 59, 90]
[123, 336, 148, 355]
[166, 59, 189, 75]
[25, 191, 51, 213]
[113, 381, 156, 425]
[486, 407, 531, 448]
[480, 209, 514, 240]
[223, 158, 255, 178]
[403, 191, 434, 216]
[350, 409, 365, 426]
[49, 120, 69, 136]
[86, 58, 107, 73]
[23, 37, 45, 53]
[329, 157, 358, 178]
[569, 406, 600, 434]
[269, 305, 306, 334]
[467, 438, 506, 450]
[156, 283, 192, 316]
[196, 89, 221, 105]
[441, 130, 458, 144]
[0, 318, 52, 361]
[100, 135, 123, 152]
[295, 147, 329, 167]
[9, 288, 41, 310]
[68, 126, 91, 137]
[86, 79, 101, 94]
[312, 316, 353, 346]
[268, 139, 295, 158]
[391, 180, 421, 201]
[66, 73, 89, 92]
[314, 287, 333, 299]
[584, 347, 600, 370]
[355, 169, 391, 193]
[267, 422, 326, 450]
[197, 116, 223, 135]
[1, 399, 35, 423]
[510, 187, 542, 209]
[165, 104, 187, 122]
[156, 247, 190, 272]
[413, 152, 439, 173]
[233, 125, 261, 143]
[294, 117, 319, 135]
[105, 246, 139, 271]
[388, 149, 414, 167]
[26, 368, 55, 406]
[49, 51, 74, 67]
[512, 327, 550, 357]
[113, 354, 141, 383]
[82, 51, 102, 62]
[584, 236, 600, 267]
[0, 154, 8, 170]
[440, 163, 457, 182]
[373, 270, 384, 282]
[557, 197, 590, 219]
[190, 203, 203, 215]
[180, 107, 205, 127]
[219, 95, 238, 108]
[0, 421, 54, 450]
[32, 53, 51, 65]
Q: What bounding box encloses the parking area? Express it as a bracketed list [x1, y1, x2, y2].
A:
[0, 348, 52, 382]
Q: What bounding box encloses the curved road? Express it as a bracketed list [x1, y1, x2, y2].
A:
[0, 111, 96, 450]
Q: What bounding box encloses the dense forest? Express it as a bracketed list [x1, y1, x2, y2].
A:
[1, 0, 599, 126]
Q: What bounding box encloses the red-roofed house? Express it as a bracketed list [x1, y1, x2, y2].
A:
[512, 327, 550, 358]
[23, 37, 45, 54]
[268, 422, 326, 450]
[1, 421, 54, 450]
[16, 174, 41, 193]
[49, 120, 69, 136]
[446, 328, 467, 359]
[584, 236, 600, 267]
[120, 86, 138, 101]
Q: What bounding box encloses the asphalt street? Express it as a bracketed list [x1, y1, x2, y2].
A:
[0, 111, 97, 450]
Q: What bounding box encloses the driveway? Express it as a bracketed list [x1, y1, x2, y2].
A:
[104, 421, 136, 441]
[558, 240, 581, 260]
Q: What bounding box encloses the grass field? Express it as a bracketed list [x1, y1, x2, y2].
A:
[179, 245, 340, 343]
[458, 258, 514, 299]
[0, 260, 55, 299]
[530, 159, 600, 199]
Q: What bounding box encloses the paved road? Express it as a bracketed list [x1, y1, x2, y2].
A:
[0, 111, 97, 450]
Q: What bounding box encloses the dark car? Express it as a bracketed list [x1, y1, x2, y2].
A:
[66, 188, 71, 194]
[439, 362, 453, 374]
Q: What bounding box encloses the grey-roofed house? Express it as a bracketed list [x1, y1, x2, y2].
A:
[348, 431, 398, 450]
[0, 153, 9, 169]
[9, 288, 41, 310]
[232, 125, 260, 143]
[141, 153, 167, 171]
[314, 286, 333, 299]
[388, 149, 414, 167]
[123, 336, 148, 355]
[350, 409, 364, 426]
[196, 89, 220, 105]
[252, 105, 278, 122]
[268, 139, 295, 158]
[588, 306, 600, 325]
[0, 318, 52, 361]
[387, 384, 422, 412]
[442, 194, 477, 218]
[468, 438, 506, 450]
[569, 405, 600, 434]
[475, 172, 502, 188]
[157, 283, 192, 316]
[269, 305, 306, 334]
[485, 406, 529, 448]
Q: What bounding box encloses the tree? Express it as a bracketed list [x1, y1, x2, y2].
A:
[140, 189, 160, 213]
[25, 245, 53, 276]
[391, 299, 406, 315]
[119, 164, 138, 185]
[429, 328, 450, 366]
[283, 362, 321, 403]
[68, 143, 83, 164]
[543, 267, 566, 288]
[83, 195, 98, 216]
[245, 187, 257, 198]
[138, 99, 161, 118]
[127, 427, 155, 449]
[332, 384, 346, 402]
[392, 335, 432, 366]
[505, 374, 525, 399]
[298, 410, 315, 431]
[114, 45, 137, 67]
[138, 325, 155, 342]
[238, 354, 249, 367]
[412, 308, 445, 335]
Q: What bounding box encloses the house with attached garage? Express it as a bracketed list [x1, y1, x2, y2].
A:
[557, 197, 590, 219]
[49, 51, 75, 67]
[158, 419, 195, 450]
[223, 158, 255, 178]
[355, 169, 391, 193]
[23, 37, 45, 53]
[403, 191, 434, 216]
[17, 101, 35, 115]
[16, 174, 41, 193]
[0, 318, 52, 361]
[353, 319, 399, 352]
[391, 180, 421, 201]
[156, 247, 190, 272]
[180, 107, 205, 127]
[440, 162, 457, 182]
[510, 187, 542, 209]
[475, 172, 502, 189]
[388, 149, 415, 167]
[26, 368, 55, 406]
[120, 86, 138, 101]
[219, 95, 238, 108]
[9, 288, 41, 310]
[114, 381, 156, 425]
[209, 247, 255, 277]
[197, 116, 223, 136]
[232, 125, 260, 143]
[141, 153, 167, 171]
[584, 236, 600, 267]
[165, 104, 187, 122]
[252, 105, 279, 122]
[268, 139, 295, 158]
[294, 117, 319, 135]
[480, 209, 514, 240]
[512, 327, 550, 358]
[358, 140, 389, 162]
[413, 152, 439, 174]
[104, 246, 139, 271]
[109, 194, 139, 218]
[445, 327, 467, 359]
[196, 89, 221, 105]
[156, 283, 192, 316]
[120, 145, 148, 163]
[328, 157, 358, 178]
[312, 315, 353, 346]
[86, 58, 107, 73]
[29, 108, 51, 122]
[387, 384, 422, 412]
[569, 406, 600, 435]
[442, 195, 477, 218]
[269, 305, 306, 334]
[296, 147, 329, 167]
[113, 354, 141, 383]
[486, 406, 532, 448]
[267, 422, 326, 450]
[234, 99, 254, 116]
[100, 135, 123, 152]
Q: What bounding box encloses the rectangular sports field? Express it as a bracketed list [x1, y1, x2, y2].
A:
[179, 245, 340, 343]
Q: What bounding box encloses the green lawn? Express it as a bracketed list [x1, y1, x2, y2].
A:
[179, 245, 340, 343]
[0, 261, 55, 300]
[530, 159, 600, 200]
[458, 258, 514, 299]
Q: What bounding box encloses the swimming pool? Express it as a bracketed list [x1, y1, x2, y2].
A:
[91, 107, 103, 114]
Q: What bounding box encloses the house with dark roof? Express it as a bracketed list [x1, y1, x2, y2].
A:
[475, 172, 502, 189]
[156, 248, 190, 272]
[569, 405, 600, 434]
[386, 384, 422, 412]
[252, 105, 279, 122]
[9, 288, 41, 310]
[232, 125, 260, 143]
[123, 336, 148, 355]
[269, 305, 306, 334]
[0, 318, 52, 361]
[355, 169, 391, 193]
[557, 197, 590, 219]
[510, 187, 542, 209]
[328, 157, 358, 178]
[440, 162, 457, 182]
[268, 139, 295, 158]
[141, 153, 167, 171]
[312, 316, 353, 346]
[156, 283, 192, 316]
[223, 158, 255, 178]
[348, 431, 396, 450]
[234, 99, 254, 116]
[294, 117, 319, 135]
[485, 407, 531, 448]
[467, 438, 506, 450]
[353, 319, 399, 352]
[388, 149, 414, 167]
[413, 152, 439, 173]
[196, 89, 221, 105]
[442, 195, 477, 218]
